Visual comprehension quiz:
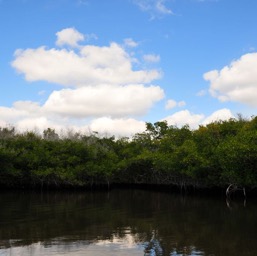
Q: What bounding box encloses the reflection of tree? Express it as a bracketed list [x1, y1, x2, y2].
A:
[144, 230, 163, 255]
[1, 190, 257, 255]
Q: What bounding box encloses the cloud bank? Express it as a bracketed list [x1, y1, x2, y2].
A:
[1, 28, 240, 137]
[5, 28, 164, 137]
[162, 108, 234, 129]
[43, 85, 164, 118]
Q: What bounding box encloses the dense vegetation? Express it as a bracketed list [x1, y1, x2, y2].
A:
[1, 116, 257, 193]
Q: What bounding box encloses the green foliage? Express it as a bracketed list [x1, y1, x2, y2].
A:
[217, 129, 257, 187]
[0, 116, 257, 191]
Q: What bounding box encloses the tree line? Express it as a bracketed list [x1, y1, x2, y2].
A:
[1, 115, 257, 194]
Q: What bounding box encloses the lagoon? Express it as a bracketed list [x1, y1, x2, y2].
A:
[0, 189, 256, 256]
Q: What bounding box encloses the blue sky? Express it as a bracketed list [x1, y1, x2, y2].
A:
[0, 0, 257, 137]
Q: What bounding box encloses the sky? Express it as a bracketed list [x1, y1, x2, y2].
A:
[1, 0, 257, 137]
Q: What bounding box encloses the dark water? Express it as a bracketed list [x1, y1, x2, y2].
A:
[0, 189, 256, 256]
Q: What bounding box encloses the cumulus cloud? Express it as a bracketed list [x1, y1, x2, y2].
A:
[0, 102, 51, 133]
[12, 43, 161, 87]
[16, 117, 57, 132]
[0, 101, 41, 124]
[143, 54, 160, 63]
[56, 27, 85, 47]
[0, 101, 71, 133]
[6, 28, 165, 137]
[201, 108, 234, 125]
[165, 99, 176, 110]
[6, 28, 244, 137]
[162, 110, 204, 128]
[43, 85, 164, 118]
[204, 52, 257, 107]
[165, 99, 186, 110]
[0, 120, 7, 127]
[0, 100, 236, 136]
[89, 117, 146, 137]
[0, 106, 25, 123]
[162, 108, 234, 129]
[0, 101, 147, 137]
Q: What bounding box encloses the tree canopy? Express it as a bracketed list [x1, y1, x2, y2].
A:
[0, 116, 257, 194]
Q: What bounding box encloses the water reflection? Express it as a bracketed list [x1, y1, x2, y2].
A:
[0, 189, 257, 255]
[1, 232, 145, 256]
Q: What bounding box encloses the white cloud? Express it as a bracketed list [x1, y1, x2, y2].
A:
[201, 108, 234, 125]
[16, 117, 56, 132]
[0, 101, 146, 137]
[196, 89, 207, 97]
[0, 99, 235, 137]
[0, 103, 51, 134]
[133, 0, 172, 18]
[7, 28, 165, 137]
[178, 101, 186, 107]
[0, 101, 72, 133]
[89, 117, 146, 137]
[56, 27, 85, 47]
[12, 43, 161, 87]
[124, 38, 138, 48]
[43, 84, 164, 118]
[0, 106, 26, 123]
[143, 54, 160, 63]
[38, 90, 46, 96]
[0, 120, 7, 127]
[162, 108, 235, 129]
[162, 110, 204, 128]
[0, 101, 41, 124]
[204, 52, 257, 107]
[84, 33, 98, 41]
[165, 99, 186, 110]
[165, 99, 176, 110]
[13, 101, 42, 114]
[156, 0, 172, 14]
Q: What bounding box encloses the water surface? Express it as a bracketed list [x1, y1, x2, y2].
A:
[0, 189, 256, 255]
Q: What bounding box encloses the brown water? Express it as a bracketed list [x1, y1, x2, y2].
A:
[0, 189, 256, 256]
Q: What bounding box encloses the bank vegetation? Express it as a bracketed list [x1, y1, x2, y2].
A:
[1, 115, 257, 195]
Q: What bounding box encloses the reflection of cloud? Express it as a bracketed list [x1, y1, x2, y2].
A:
[2, 234, 144, 256]
[96, 233, 139, 249]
